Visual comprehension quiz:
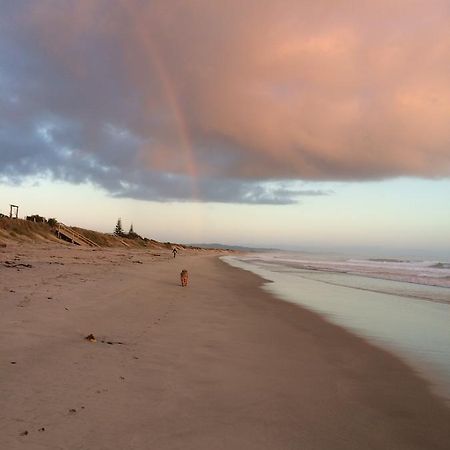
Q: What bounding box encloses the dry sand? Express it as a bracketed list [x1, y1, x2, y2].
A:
[1, 244, 450, 450]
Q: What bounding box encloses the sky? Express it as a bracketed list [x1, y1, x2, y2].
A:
[0, 1, 449, 253]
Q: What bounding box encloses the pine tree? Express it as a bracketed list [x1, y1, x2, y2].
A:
[114, 218, 123, 236]
[128, 223, 139, 239]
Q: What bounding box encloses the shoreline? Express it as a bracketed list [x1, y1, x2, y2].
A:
[222, 254, 450, 402]
[1, 245, 450, 449]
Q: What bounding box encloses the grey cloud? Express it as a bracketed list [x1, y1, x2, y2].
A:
[1, 1, 449, 205]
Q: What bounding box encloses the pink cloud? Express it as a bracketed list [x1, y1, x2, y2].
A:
[1, 0, 449, 201]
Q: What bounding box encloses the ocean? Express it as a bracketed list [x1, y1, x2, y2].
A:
[222, 251, 450, 401]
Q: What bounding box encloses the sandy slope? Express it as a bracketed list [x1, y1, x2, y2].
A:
[1, 244, 449, 450]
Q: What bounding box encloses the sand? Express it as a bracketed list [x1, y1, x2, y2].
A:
[1, 244, 450, 450]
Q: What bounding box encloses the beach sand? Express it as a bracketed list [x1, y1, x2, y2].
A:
[1, 244, 450, 449]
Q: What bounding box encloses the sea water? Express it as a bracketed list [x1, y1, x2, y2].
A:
[222, 251, 450, 401]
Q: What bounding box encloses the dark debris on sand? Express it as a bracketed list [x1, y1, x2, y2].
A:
[84, 334, 96, 342]
[3, 261, 33, 269]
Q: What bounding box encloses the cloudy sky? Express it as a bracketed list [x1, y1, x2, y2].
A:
[1, 1, 449, 252]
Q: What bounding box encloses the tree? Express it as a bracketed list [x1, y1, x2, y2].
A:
[128, 223, 141, 239]
[114, 218, 124, 236]
[47, 218, 58, 227]
[26, 214, 46, 223]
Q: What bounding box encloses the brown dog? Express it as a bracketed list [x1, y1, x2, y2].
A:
[180, 269, 189, 287]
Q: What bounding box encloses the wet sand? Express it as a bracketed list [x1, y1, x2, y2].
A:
[1, 244, 450, 449]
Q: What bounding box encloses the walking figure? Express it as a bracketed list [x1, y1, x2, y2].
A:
[172, 248, 178, 258]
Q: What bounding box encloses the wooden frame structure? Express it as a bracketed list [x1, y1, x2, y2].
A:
[9, 204, 18, 219]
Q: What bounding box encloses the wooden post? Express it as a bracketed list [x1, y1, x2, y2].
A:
[9, 205, 19, 219]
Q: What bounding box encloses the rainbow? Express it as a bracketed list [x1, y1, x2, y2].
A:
[120, 2, 200, 200]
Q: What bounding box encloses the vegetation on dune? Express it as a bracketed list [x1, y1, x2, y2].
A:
[0, 214, 214, 251]
[128, 223, 140, 239]
[114, 218, 145, 242]
[25, 214, 58, 227]
[114, 218, 124, 237]
[0, 217, 153, 248]
[74, 226, 147, 248]
[25, 214, 46, 223]
[0, 217, 59, 241]
[47, 218, 58, 227]
[73, 227, 121, 247]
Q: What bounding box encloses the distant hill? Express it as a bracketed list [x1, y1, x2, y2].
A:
[188, 243, 279, 252]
